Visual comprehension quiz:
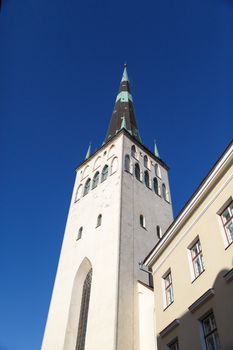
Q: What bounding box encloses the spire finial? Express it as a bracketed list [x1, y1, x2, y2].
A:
[154, 140, 160, 158]
[121, 63, 129, 82]
[85, 142, 92, 160]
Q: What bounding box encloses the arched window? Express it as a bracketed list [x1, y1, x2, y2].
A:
[76, 268, 93, 350]
[75, 185, 83, 202]
[144, 155, 148, 168]
[125, 155, 130, 172]
[77, 227, 83, 240]
[101, 165, 109, 182]
[144, 170, 150, 188]
[111, 157, 118, 174]
[83, 178, 91, 196]
[92, 172, 99, 189]
[135, 163, 140, 181]
[156, 225, 161, 239]
[140, 214, 146, 229]
[108, 144, 115, 159]
[96, 214, 102, 227]
[131, 145, 136, 158]
[162, 183, 167, 200]
[153, 177, 159, 195]
[155, 163, 161, 178]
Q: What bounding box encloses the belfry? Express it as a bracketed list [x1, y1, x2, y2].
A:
[42, 66, 173, 350]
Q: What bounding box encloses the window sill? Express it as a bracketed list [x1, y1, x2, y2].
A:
[163, 300, 174, 311]
[191, 269, 205, 284]
[225, 240, 233, 251]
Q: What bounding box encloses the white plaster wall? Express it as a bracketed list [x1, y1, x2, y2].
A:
[41, 136, 123, 350]
[137, 282, 156, 350]
[41, 131, 173, 350]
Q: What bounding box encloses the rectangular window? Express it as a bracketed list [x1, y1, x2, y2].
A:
[202, 312, 220, 350]
[220, 201, 233, 246]
[190, 240, 204, 279]
[168, 339, 179, 350]
[163, 271, 174, 307]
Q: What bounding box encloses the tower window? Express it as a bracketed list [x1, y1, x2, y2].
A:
[75, 185, 83, 202]
[92, 172, 99, 189]
[77, 227, 83, 241]
[155, 163, 161, 178]
[83, 178, 91, 196]
[135, 163, 140, 181]
[111, 156, 118, 174]
[144, 155, 148, 168]
[140, 214, 146, 229]
[156, 225, 161, 239]
[76, 268, 93, 350]
[162, 183, 169, 201]
[168, 338, 179, 350]
[131, 145, 136, 158]
[96, 214, 102, 227]
[125, 154, 130, 172]
[101, 165, 109, 182]
[144, 170, 150, 188]
[153, 177, 159, 195]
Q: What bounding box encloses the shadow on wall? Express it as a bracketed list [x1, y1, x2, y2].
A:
[157, 266, 233, 350]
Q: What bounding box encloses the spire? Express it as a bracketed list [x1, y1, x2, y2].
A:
[154, 140, 160, 158]
[105, 64, 141, 142]
[85, 143, 91, 160]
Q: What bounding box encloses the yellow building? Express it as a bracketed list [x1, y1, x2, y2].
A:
[144, 141, 233, 350]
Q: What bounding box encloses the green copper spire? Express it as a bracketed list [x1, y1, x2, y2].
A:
[85, 142, 92, 160]
[154, 140, 160, 158]
[105, 64, 141, 143]
[120, 115, 127, 130]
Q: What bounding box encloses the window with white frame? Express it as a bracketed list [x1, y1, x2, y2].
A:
[163, 271, 174, 307]
[202, 312, 220, 350]
[168, 338, 179, 350]
[190, 239, 204, 279]
[220, 201, 233, 246]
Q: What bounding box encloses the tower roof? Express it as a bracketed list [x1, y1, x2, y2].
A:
[105, 65, 140, 142]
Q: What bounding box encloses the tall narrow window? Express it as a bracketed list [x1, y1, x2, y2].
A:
[101, 165, 109, 182]
[83, 178, 91, 196]
[76, 269, 93, 350]
[92, 172, 99, 189]
[140, 214, 146, 229]
[77, 227, 83, 241]
[202, 312, 220, 350]
[155, 163, 161, 178]
[168, 338, 179, 350]
[144, 155, 148, 168]
[96, 214, 102, 227]
[190, 239, 204, 279]
[153, 177, 159, 195]
[125, 155, 130, 172]
[156, 225, 161, 239]
[135, 163, 140, 181]
[162, 183, 167, 200]
[163, 271, 174, 307]
[131, 145, 136, 157]
[144, 170, 150, 188]
[220, 201, 233, 246]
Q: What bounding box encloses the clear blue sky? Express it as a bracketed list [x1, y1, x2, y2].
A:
[1, 0, 233, 349]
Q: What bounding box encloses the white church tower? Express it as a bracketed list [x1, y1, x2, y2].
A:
[41, 65, 173, 350]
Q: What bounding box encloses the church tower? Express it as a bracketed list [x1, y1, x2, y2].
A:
[41, 66, 173, 350]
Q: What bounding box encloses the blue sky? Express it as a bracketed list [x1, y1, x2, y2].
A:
[1, 0, 233, 349]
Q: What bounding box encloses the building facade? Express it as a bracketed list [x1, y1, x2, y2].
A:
[41, 66, 173, 350]
[144, 141, 233, 350]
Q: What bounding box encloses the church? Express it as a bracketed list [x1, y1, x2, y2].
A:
[41, 66, 233, 350]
